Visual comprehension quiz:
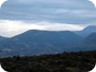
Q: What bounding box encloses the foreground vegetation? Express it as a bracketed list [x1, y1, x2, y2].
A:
[0, 51, 96, 72]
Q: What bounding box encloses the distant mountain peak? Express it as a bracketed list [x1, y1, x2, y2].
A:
[83, 26, 96, 31]
[74, 25, 96, 37]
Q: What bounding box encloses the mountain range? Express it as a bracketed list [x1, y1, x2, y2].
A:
[0, 26, 96, 57]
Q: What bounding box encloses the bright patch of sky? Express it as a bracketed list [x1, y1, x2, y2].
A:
[0, 20, 85, 37]
[0, 0, 96, 37]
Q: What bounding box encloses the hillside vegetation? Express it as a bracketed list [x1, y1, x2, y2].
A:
[0, 51, 96, 72]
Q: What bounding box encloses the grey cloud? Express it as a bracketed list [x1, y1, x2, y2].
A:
[0, 0, 96, 24]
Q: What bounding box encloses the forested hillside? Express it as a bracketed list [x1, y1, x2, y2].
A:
[0, 51, 96, 72]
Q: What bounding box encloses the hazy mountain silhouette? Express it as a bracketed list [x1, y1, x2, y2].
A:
[84, 32, 96, 47]
[0, 36, 7, 41]
[13, 30, 82, 48]
[0, 30, 82, 57]
[75, 26, 96, 37]
[73, 32, 96, 51]
[0, 26, 96, 57]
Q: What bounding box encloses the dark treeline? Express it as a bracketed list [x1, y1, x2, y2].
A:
[0, 51, 96, 72]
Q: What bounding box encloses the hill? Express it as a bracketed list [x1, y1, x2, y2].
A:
[0, 51, 96, 72]
[0, 30, 82, 57]
[72, 32, 96, 51]
[83, 32, 96, 48]
[0, 26, 96, 57]
[0, 36, 7, 41]
[75, 26, 96, 37]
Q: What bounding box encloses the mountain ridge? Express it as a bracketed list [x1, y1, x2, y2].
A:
[74, 26, 96, 37]
[0, 26, 96, 57]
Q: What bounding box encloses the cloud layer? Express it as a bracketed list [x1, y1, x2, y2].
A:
[0, 0, 95, 37]
[0, 20, 84, 37]
[0, 0, 96, 24]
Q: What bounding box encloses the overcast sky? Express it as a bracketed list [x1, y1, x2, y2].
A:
[0, 0, 96, 37]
